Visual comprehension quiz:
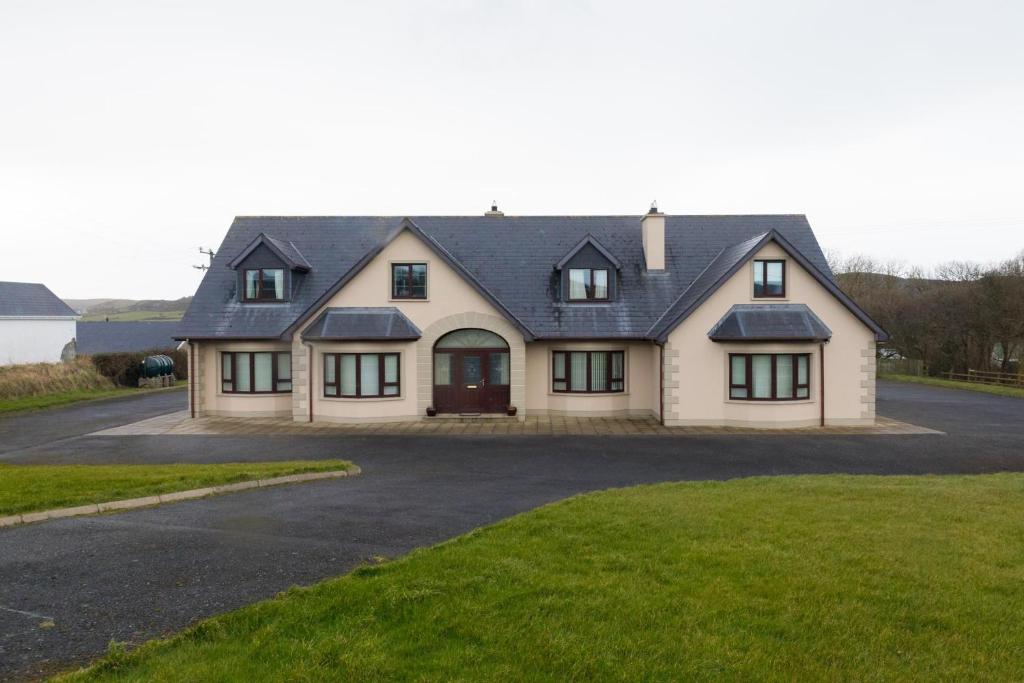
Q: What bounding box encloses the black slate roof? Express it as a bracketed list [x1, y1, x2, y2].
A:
[708, 304, 833, 342]
[76, 321, 181, 354]
[0, 281, 78, 318]
[177, 215, 839, 341]
[302, 307, 422, 341]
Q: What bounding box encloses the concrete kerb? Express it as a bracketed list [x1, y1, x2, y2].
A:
[0, 466, 360, 530]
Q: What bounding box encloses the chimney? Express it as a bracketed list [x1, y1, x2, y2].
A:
[641, 200, 665, 270]
[484, 200, 504, 217]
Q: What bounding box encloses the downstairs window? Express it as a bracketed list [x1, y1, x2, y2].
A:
[552, 350, 624, 393]
[729, 353, 809, 400]
[221, 352, 292, 393]
[324, 353, 400, 398]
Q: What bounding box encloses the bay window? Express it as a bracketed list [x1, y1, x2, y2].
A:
[221, 352, 291, 393]
[729, 353, 809, 401]
[552, 350, 624, 393]
[324, 352, 401, 398]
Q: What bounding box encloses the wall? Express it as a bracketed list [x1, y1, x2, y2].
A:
[0, 318, 77, 365]
[663, 242, 877, 427]
[296, 229, 527, 422]
[525, 341, 659, 417]
[193, 340, 293, 417]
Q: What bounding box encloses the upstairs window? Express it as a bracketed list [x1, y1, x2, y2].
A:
[244, 268, 285, 301]
[392, 263, 427, 299]
[753, 260, 785, 298]
[568, 268, 609, 301]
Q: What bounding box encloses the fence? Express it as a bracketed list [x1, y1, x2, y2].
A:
[945, 369, 1024, 388]
[878, 358, 924, 376]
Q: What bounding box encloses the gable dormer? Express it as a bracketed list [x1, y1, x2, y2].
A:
[554, 234, 622, 303]
[228, 233, 311, 303]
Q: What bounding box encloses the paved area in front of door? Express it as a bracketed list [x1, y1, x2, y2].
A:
[94, 410, 938, 436]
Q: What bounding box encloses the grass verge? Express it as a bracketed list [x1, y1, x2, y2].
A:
[0, 460, 352, 516]
[61, 474, 1024, 681]
[0, 382, 185, 415]
[881, 373, 1024, 399]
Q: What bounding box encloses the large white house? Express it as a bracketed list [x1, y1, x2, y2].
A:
[177, 206, 887, 428]
[0, 281, 80, 365]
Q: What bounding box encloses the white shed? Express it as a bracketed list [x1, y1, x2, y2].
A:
[0, 281, 80, 365]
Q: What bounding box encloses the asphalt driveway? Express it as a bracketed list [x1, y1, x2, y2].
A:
[0, 380, 1022, 680]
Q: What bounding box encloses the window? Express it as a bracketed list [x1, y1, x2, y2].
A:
[729, 353, 809, 401]
[324, 353, 400, 398]
[243, 268, 286, 301]
[568, 268, 609, 301]
[221, 352, 291, 393]
[753, 260, 785, 298]
[552, 350, 624, 393]
[392, 263, 427, 299]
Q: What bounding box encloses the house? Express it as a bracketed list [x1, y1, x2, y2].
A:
[176, 206, 887, 428]
[0, 281, 80, 365]
[76, 321, 180, 355]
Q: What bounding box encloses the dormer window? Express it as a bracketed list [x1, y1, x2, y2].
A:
[244, 268, 285, 301]
[753, 260, 785, 298]
[568, 268, 609, 301]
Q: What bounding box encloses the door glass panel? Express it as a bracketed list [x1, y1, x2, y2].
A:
[489, 352, 509, 385]
[462, 355, 482, 385]
[360, 355, 380, 396]
[434, 353, 452, 385]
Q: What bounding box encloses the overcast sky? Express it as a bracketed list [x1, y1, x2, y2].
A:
[1, 0, 1022, 300]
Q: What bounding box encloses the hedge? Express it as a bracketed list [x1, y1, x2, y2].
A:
[89, 348, 187, 387]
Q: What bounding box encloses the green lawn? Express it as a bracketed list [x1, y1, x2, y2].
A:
[0, 382, 184, 415]
[882, 373, 1024, 399]
[61, 474, 1024, 682]
[81, 310, 184, 321]
[0, 460, 352, 516]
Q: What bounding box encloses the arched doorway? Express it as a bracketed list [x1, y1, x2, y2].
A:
[433, 329, 510, 414]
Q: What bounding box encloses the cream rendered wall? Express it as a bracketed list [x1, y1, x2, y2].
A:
[195, 340, 293, 417]
[296, 229, 527, 422]
[0, 318, 77, 365]
[663, 242, 877, 428]
[525, 341, 659, 417]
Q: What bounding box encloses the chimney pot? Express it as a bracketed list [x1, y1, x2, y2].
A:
[485, 201, 504, 217]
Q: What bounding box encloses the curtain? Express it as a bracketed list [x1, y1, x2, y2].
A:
[236, 353, 251, 392]
[751, 355, 771, 398]
[254, 353, 273, 392]
[797, 355, 809, 398]
[590, 352, 608, 391]
[434, 353, 452, 385]
[383, 355, 399, 395]
[569, 270, 587, 299]
[324, 354, 337, 396]
[245, 271, 259, 299]
[278, 353, 291, 380]
[610, 351, 624, 391]
[222, 354, 233, 392]
[570, 352, 587, 391]
[273, 270, 285, 299]
[360, 355, 380, 396]
[766, 262, 783, 293]
[776, 354, 793, 398]
[593, 270, 608, 298]
[341, 355, 357, 395]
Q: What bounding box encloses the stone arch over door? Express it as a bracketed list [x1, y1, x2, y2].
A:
[417, 312, 526, 420]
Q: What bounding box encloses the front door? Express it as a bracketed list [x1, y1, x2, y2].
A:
[433, 349, 510, 414]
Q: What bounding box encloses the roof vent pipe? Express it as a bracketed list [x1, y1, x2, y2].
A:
[641, 201, 665, 270]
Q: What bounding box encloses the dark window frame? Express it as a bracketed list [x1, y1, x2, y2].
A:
[221, 351, 292, 394]
[566, 268, 611, 302]
[323, 352, 401, 398]
[753, 259, 786, 298]
[391, 263, 428, 300]
[728, 353, 810, 401]
[242, 268, 287, 302]
[552, 350, 625, 393]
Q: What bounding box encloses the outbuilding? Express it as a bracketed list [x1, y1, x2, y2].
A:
[0, 281, 80, 365]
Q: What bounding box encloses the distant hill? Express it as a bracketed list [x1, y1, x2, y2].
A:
[64, 297, 192, 321]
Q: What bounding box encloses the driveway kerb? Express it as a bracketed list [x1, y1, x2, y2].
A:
[0, 466, 359, 530]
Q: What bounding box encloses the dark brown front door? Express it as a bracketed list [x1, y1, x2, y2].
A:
[433, 349, 510, 414]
